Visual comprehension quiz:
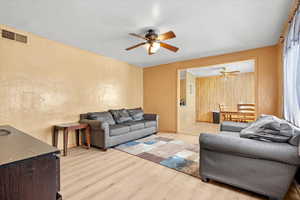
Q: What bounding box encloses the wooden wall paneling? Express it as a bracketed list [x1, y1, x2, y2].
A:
[196, 72, 255, 122]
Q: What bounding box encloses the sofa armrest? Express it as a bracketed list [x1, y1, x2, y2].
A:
[220, 121, 251, 132]
[200, 133, 300, 165]
[79, 119, 109, 131]
[80, 119, 110, 148]
[144, 114, 159, 121]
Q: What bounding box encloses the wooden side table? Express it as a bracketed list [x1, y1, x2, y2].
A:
[52, 123, 91, 156]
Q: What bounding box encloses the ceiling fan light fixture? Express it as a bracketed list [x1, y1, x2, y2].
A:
[222, 75, 229, 80]
[149, 42, 160, 54]
[126, 29, 178, 55]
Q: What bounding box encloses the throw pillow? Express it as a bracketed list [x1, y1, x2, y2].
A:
[109, 109, 133, 124]
[87, 112, 116, 125]
[127, 108, 144, 121]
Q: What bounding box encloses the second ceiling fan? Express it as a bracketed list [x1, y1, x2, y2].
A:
[126, 29, 179, 55]
[219, 67, 240, 78]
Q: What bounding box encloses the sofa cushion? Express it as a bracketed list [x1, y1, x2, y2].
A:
[87, 112, 115, 125]
[127, 108, 144, 121]
[109, 109, 132, 124]
[221, 121, 251, 132]
[123, 121, 145, 131]
[109, 124, 130, 136]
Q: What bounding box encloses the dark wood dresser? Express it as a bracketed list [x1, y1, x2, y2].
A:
[0, 125, 61, 200]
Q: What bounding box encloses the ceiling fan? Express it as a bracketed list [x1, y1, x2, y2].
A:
[125, 29, 179, 55]
[219, 67, 240, 78]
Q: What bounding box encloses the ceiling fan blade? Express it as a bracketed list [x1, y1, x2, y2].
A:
[160, 42, 179, 52]
[157, 31, 176, 41]
[129, 33, 148, 40]
[125, 42, 146, 51]
[228, 71, 240, 73]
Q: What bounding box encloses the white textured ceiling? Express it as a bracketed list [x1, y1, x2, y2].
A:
[183, 59, 255, 78]
[0, 0, 292, 67]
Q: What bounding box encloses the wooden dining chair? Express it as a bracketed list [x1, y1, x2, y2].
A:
[237, 104, 256, 122]
[219, 104, 240, 122]
[219, 104, 229, 121]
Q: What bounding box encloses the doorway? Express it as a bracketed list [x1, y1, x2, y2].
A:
[177, 59, 256, 135]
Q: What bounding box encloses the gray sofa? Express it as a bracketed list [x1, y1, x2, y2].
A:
[200, 121, 300, 200]
[80, 108, 158, 150]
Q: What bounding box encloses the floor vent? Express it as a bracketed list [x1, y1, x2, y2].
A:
[1, 29, 27, 44]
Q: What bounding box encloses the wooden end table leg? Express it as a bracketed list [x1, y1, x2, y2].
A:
[52, 126, 59, 147]
[63, 128, 69, 156]
[75, 129, 80, 146]
[85, 126, 91, 149]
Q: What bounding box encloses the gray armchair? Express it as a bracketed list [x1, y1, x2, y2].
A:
[200, 121, 300, 200]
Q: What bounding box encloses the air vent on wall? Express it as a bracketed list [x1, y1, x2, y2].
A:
[2, 29, 15, 40]
[1, 29, 27, 44]
[16, 33, 27, 43]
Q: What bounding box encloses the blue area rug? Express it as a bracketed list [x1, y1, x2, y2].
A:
[114, 135, 200, 177]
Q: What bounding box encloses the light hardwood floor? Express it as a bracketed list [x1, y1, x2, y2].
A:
[60, 133, 300, 200]
[179, 122, 220, 135]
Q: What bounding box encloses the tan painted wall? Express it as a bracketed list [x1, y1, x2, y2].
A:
[179, 72, 196, 132]
[0, 25, 143, 147]
[196, 72, 255, 122]
[144, 46, 278, 132]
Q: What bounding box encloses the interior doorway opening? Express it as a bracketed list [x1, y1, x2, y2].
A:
[177, 59, 256, 135]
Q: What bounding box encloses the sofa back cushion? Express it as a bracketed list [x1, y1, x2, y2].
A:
[87, 112, 116, 125]
[127, 108, 144, 121]
[109, 109, 132, 124]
